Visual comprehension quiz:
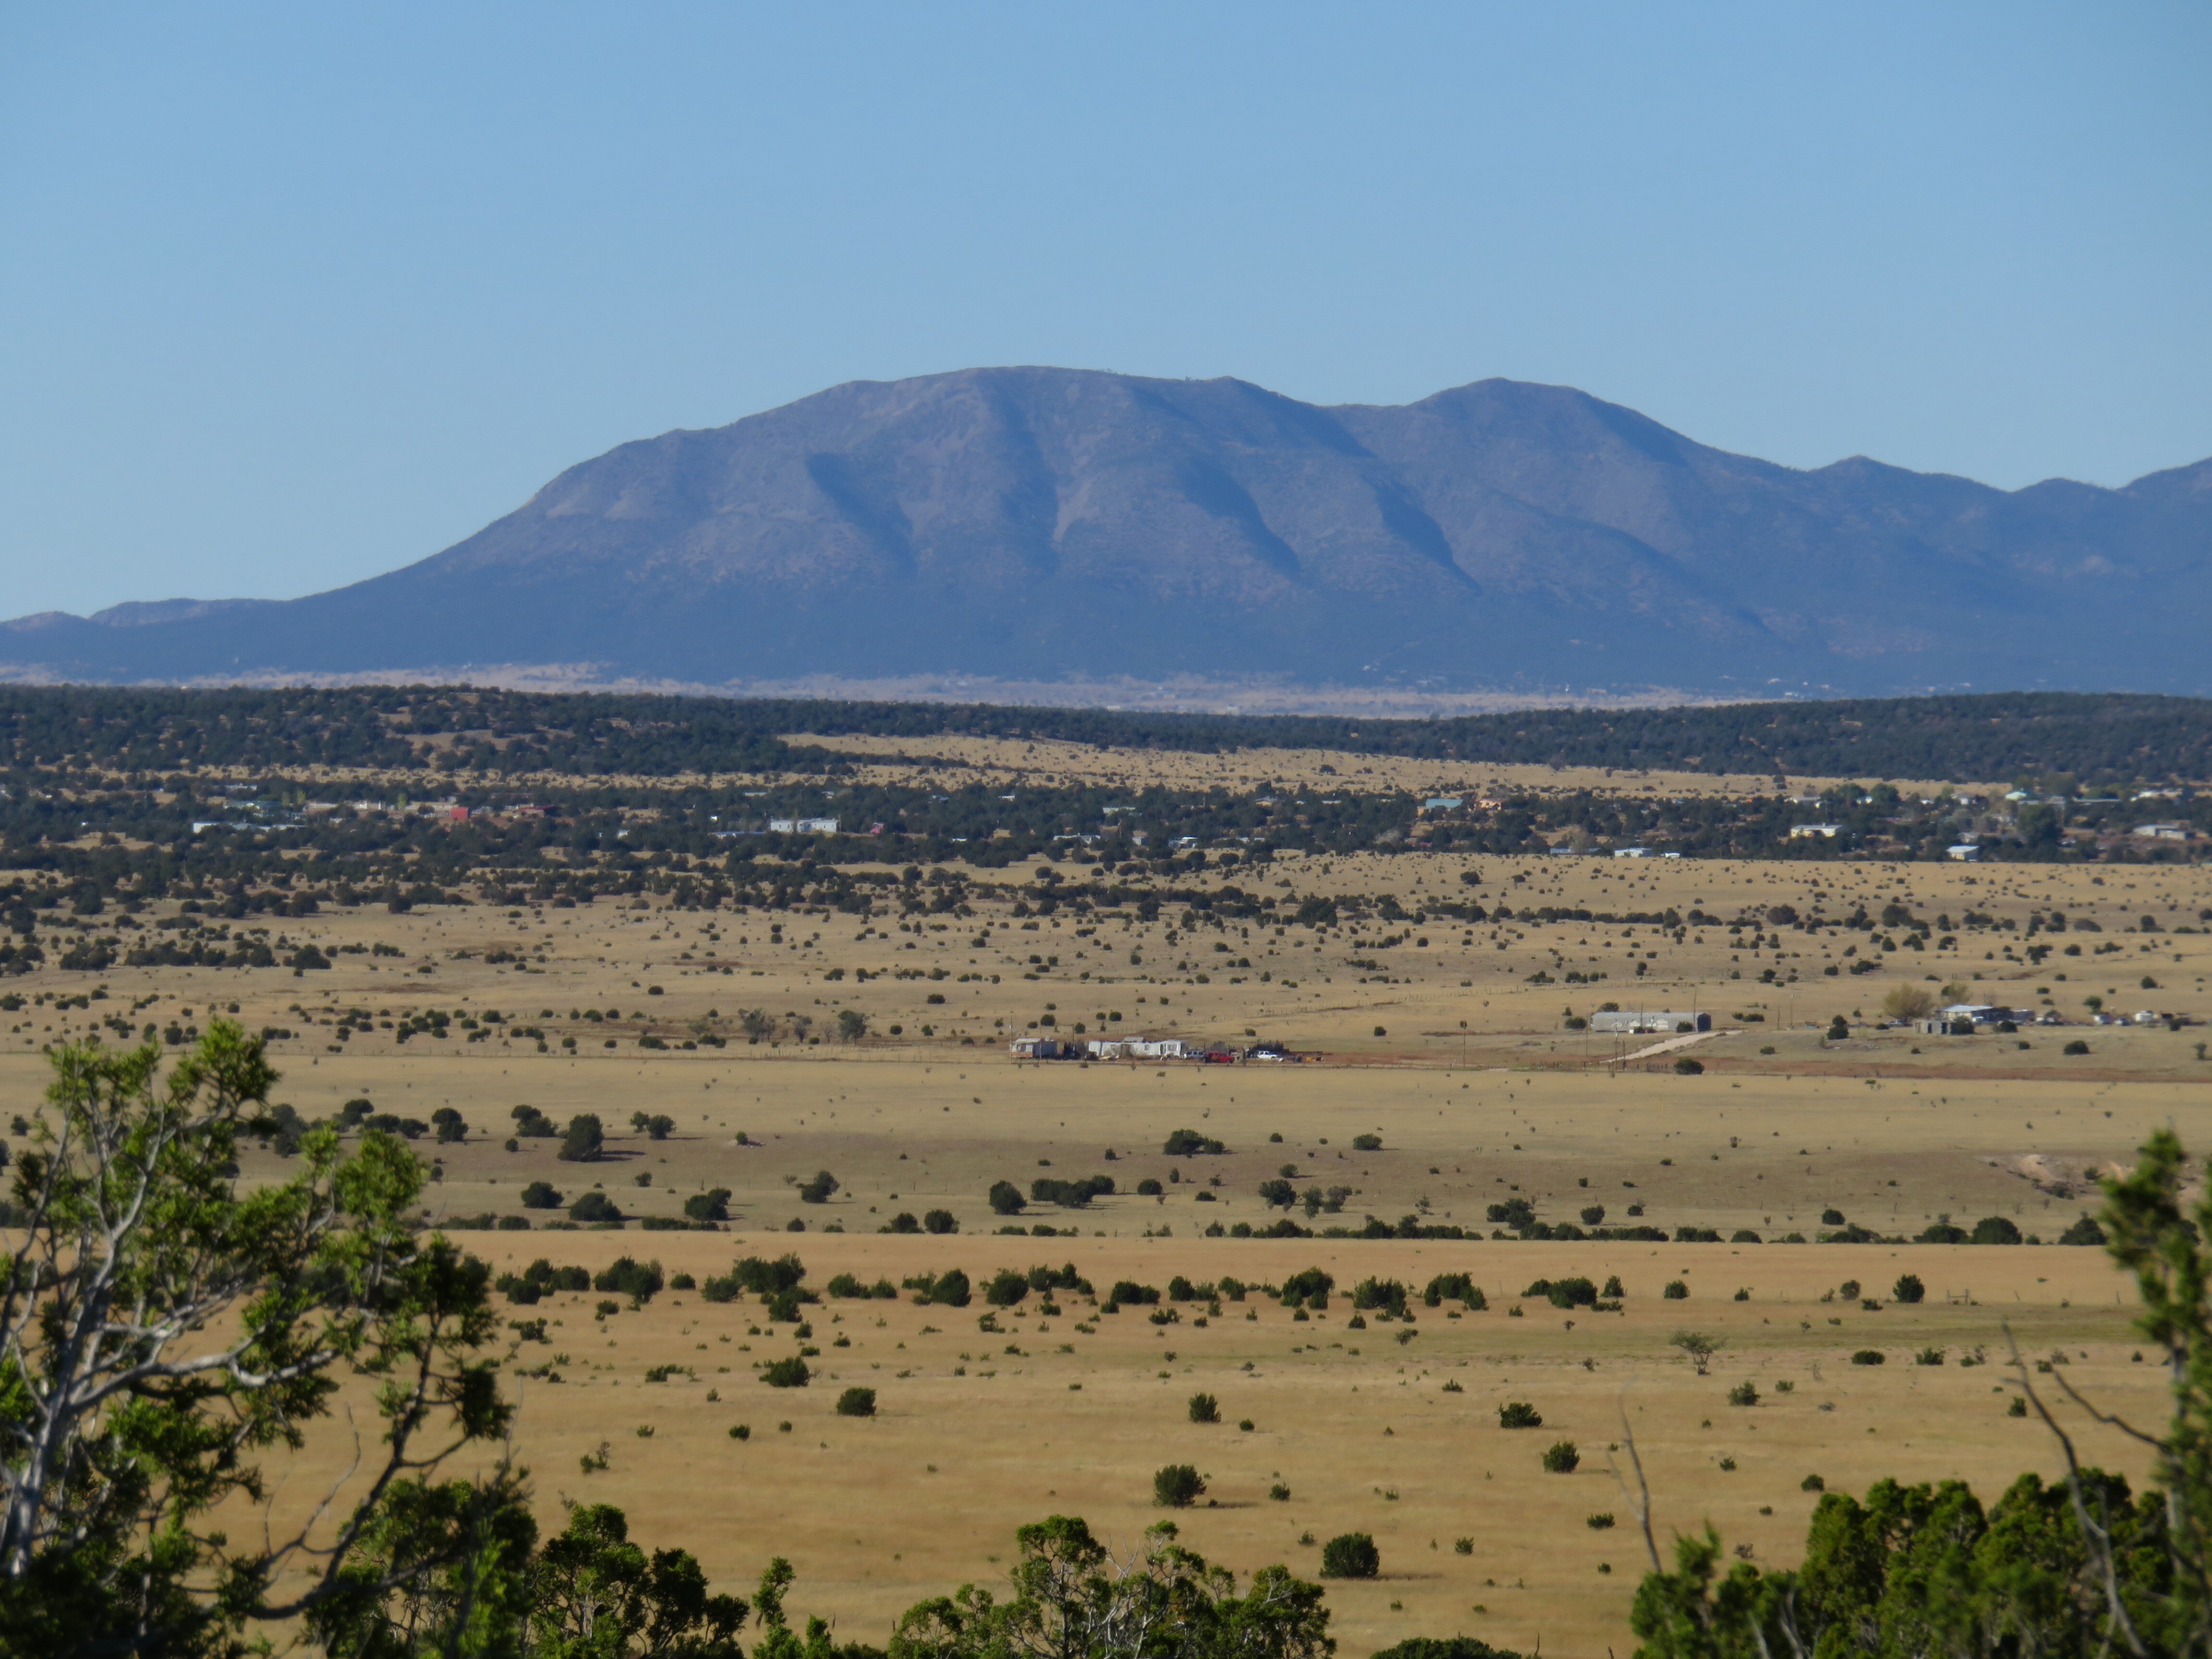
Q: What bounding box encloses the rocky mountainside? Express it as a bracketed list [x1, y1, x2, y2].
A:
[9, 368, 2208, 696]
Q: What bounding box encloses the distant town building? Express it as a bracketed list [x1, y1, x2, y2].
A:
[1589, 1010, 1711, 1034]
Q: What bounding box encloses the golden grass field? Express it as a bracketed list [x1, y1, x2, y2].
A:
[5, 835, 2209, 1656]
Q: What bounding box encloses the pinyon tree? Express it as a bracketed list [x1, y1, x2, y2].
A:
[0, 1023, 518, 1658]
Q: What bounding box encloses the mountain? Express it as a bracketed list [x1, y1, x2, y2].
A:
[8, 368, 2209, 698]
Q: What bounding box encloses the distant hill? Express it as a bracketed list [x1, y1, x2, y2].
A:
[8, 368, 2209, 697]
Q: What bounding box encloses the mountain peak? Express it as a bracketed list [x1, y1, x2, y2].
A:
[6, 367, 2206, 697]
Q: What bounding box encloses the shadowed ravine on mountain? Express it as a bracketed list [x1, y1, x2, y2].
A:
[9, 369, 2209, 697]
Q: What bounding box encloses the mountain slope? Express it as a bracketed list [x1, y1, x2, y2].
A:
[8, 368, 2208, 696]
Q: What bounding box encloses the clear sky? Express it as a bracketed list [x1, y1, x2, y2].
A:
[3, 2, 2207, 619]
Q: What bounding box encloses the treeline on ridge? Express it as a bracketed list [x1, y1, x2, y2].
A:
[5, 685, 2210, 785]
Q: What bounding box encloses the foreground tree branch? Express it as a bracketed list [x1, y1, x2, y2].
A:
[0, 1023, 517, 1659]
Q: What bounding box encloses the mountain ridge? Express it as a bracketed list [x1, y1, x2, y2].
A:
[9, 368, 2208, 698]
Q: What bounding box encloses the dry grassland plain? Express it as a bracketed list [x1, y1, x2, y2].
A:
[7, 747, 2210, 1657]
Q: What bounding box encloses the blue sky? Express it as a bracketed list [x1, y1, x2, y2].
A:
[3, 2, 2206, 617]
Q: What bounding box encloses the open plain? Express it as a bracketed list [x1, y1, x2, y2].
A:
[5, 765, 2210, 1656]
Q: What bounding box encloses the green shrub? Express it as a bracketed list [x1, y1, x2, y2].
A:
[2063, 1039, 2089, 1055]
[1892, 1273, 1926, 1304]
[834, 1387, 877, 1418]
[985, 1269, 1029, 1307]
[988, 1181, 1026, 1215]
[1542, 1440, 1580, 1473]
[1588, 1512, 1616, 1529]
[568, 1191, 623, 1224]
[1663, 1280, 1689, 1300]
[729, 1424, 751, 1440]
[2058, 1214, 2107, 1246]
[1108, 1280, 1161, 1307]
[1279, 1267, 1334, 1310]
[905, 1269, 972, 1307]
[593, 1256, 664, 1305]
[1352, 1133, 1383, 1152]
[733, 1254, 807, 1296]
[1971, 1215, 2023, 1245]
[1422, 1272, 1486, 1309]
[1849, 1349, 1887, 1366]
[1728, 1381, 1758, 1407]
[1153, 1464, 1206, 1507]
[797, 1170, 840, 1204]
[520, 1180, 563, 1209]
[1352, 1277, 1412, 1316]
[1801, 1473, 1824, 1491]
[557, 1113, 604, 1162]
[1269, 1484, 1291, 1502]
[1164, 1128, 1227, 1155]
[759, 1357, 811, 1388]
[684, 1188, 731, 1222]
[1498, 1401, 1542, 1429]
[1320, 1532, 1380, 1578]
[1187, 1392, 1221, 1424]
[923, 1209, 957, 1235]
[1673, 1057, 1704, 1075]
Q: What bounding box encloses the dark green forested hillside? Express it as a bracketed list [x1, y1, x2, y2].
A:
[2, 687, 2208, 785]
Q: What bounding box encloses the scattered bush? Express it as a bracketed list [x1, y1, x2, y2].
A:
[1673, 1057, 1704, 1075]
[568, 1191, 623, 1224]
[1031, 1175, 1115, 1208]
[835, 1387, 877, 1418]
[684, 1188, 732, 1223]
[2058, 1214, 2108, 1246]
[1892, 1273, 1926, 1304]
[1498, 1401, 1543, 1429]
[923, 1209, 958, 1235]
[1728, 1381, 1759, 1407]
[1524, 1275, 1598, 1310]
[1187, 1392, 1221, 1424]
[1320, 1532, 1380, 1579]
[520, 1180, 563, 1210]
[988, 1181, 1026, 1215]
[759, 1358, 811, 1388]
[1850, 1349, 1887, 1366]
[593, 1257, 664, 1305]
[797, 1171, 840, 1204]
[1351, 1133, 1383, 1152]
[1971, 1215, 2023, 1246]
[557, 1113, 605, 1162]
[2063, 1039, 2090, 1056]
[1352, 1277, 1412, 1316]
[1541, 1440, 1580, 1474]
[1164, 1129, 1227, 1156]
[1663, 1280, 1689, 1300]
[1269, 1484, 1291, 1503]
[985, 1269, 1030, 1307]
[1423, 1272, 1487, 1310]
[1587, 1513, 1616, 1530]
[1153, 1464, 1207, 1507]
